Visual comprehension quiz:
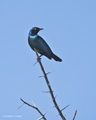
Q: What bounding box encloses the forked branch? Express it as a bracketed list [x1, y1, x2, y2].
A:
[20, 98, 47, 120]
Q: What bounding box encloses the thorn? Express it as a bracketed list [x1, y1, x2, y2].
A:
[17, 103, 24, 109]
[33, 55, 41, 66]
[42, 91, 50, 93]
[38, 75, 44, 78]
[44, 112, 47, 116]
[55, 95, 57, 98]
[46, 72, 51, 75]
[38, 72, 51, 78]
[38, 71, 52, 78]
[61, 104, 70, 112]
[33, 61, 38, 66]
[37, 116, 43, 120]
[37, 112, 47, 120]
[56, 114, 60, 117]
[53, 104, 60, 108]
[46, 70, 54, 76]
[32, 101, 36, 107]
[42, 90, 55, 93]
[56, 104, 70, 116]
[73, 110, 77, 120]
[53, 90, 56, 93]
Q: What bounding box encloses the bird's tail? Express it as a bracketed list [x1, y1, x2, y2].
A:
[52, 53, 62, 62]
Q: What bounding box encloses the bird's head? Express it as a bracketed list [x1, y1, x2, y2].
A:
[29, 27, 43, 36]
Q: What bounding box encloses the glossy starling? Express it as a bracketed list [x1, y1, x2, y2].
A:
[28, 27, 62, 62]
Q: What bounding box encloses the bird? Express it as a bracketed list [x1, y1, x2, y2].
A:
[28, 27, 62, 62]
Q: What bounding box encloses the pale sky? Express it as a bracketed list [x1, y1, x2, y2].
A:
[0, 0, 96, 120]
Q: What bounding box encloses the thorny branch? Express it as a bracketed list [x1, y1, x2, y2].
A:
[20, 98, 47, 120]
[19, 48, 77, 120]
[34, 48, 66, 120]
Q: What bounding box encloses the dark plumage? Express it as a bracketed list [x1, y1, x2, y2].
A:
[28, 27, 62, 62]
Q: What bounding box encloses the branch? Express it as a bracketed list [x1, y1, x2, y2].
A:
[20, 98, 47, 120]
[72, 110, 77, 120]
[34, 48, 66, 120]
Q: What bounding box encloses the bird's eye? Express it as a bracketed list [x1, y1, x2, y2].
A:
[34, 28, 37, 30]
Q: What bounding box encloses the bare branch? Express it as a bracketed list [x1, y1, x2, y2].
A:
[34, 48, 66, 120]
[20, 98, 47, 120]
[72, 110, 77, 120]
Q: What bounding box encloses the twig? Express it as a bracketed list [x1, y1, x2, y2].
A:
[34, 48, 66, 120]
[20, 98, 47, 120]
[72, 110, 77, 120]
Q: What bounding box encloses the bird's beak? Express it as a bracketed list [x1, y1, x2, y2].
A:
[39, 28, 43, 30]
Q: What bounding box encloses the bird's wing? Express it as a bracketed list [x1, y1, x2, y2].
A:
[36, 36, 53, 57]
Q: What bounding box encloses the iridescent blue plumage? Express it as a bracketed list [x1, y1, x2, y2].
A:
[28, 27, 62, 62]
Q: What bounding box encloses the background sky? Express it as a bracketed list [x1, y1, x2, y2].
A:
[0, 0, 96, 120]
